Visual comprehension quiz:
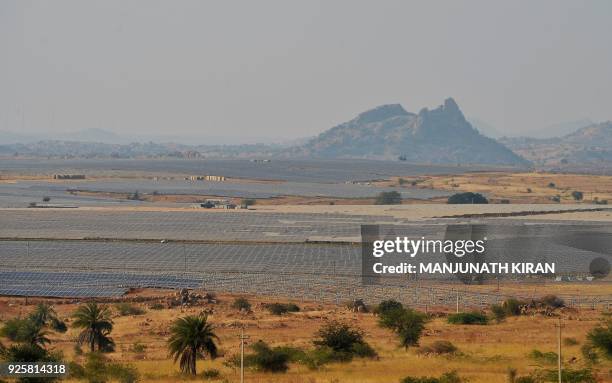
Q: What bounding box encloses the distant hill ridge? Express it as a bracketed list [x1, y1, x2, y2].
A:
[500, 121, 612, 167]
[288, 98, 529, 166]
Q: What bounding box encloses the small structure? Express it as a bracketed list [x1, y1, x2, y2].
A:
[186, 175, 226, 182]
[52, 174, 86, 180]
[196, 199, 237, 209]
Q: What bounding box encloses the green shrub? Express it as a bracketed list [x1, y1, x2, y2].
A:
[302, 346, 338, 369]
[447, 192, 488, 204]
[503, 298, 524, 316]
[1, 342, 59, 364]
[0, 317, 30, 341]
[375, 299, 403, 316]
[542, 368, 596, 383]
[275, 346, 307, 363]
[349, 340, 377, 358]
[249, 341, 290, 373]
[417, 340, 458, 355]
[401, 371, 463, 383]
[586, 319, 612, 358]
[83, 352, 140, 383]
[232, 297, 252, 312]
[581, 343, 599, 364]
[515, 377, 537, 383]
[313, 320, 377, 360]
[374, 191, 402, 205]
[378, 307, 426, 350]
[107, 363, 140, 383]
[201, 368, 221, 379]
[528, 349, 558, 364]
[264, 303, 300, 315]
[149, 303, 164, 310]
[571, 191, 584, 201]
[68, 361, 86, 379]
[50, 317, 68, 333]
[490, 304, 506, 322]
[539, 295, 564, 309]
[130, 342, 146, 354]
[82, 352, 109, 383]
[447, 312, 488, 325]
[563, 337, 579, 346]
[114, 303, 145, 316]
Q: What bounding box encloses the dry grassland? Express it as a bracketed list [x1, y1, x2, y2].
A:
[1, 289, 610, 383]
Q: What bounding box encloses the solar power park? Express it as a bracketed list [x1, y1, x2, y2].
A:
[1, 208, 610, 310]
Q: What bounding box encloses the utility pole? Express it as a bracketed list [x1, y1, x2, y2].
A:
[239, 327, 250, 383]
[183, 244, 187, 274]
[456, 289, 459, 313]
[556, 318, 564, 383]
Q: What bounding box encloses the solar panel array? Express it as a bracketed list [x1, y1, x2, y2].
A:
[0, 240, 361, 275]
[1, 206, 610, 306]
[0, 271, 203, 298]
[0, 158, 492, 183]
[0, 210, 392, 241]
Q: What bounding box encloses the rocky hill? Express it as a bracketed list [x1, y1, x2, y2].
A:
[288, 98, 529, 166]
[500, 121, 612, 169]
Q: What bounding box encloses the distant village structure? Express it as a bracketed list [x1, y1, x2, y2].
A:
[185, 175, 226, 181]
[52, 174, 86, 180]
[195, 199, 237, 209]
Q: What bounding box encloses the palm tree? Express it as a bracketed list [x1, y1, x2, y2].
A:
[29, 303, 67, 333]
[18, 321, 51, 349]
[29, 303, 57, 326]
[72, 302, 114, 352]
[167, 313, 218, 375]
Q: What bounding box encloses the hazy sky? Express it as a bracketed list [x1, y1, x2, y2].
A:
[1, 0, 611, 143]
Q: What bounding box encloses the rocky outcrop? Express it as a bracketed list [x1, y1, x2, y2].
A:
[289, 98, 529, 166]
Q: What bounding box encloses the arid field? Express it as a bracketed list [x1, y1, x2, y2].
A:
[1, 288, 611, 383]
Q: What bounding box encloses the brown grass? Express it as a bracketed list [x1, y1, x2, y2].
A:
[383, 172, 612, 204]
[1, 289, 610, 383]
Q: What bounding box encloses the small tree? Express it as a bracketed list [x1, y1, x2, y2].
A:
[313, 321, 376, 358]
[490, 304, 506, 323]
[375, 300, 403, 316]
[249, 341, 290, 373]
[571, 191, 584, 201]
[447, 192, 488, 204]
[503, 299, 522, 316]
[232, 297, 252, 312]
[586, 320, 612, 359]
[375, 191, 402, 205]
[378, 308, 426, 350]
[264, 303, 300, 315]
